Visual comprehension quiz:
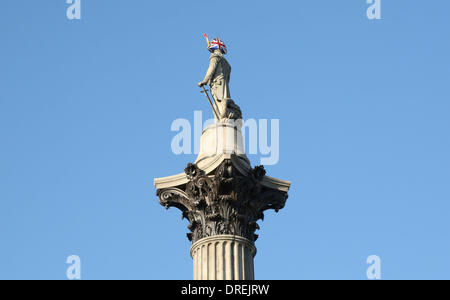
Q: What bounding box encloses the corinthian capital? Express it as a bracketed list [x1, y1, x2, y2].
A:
[156, 159, 288, 243]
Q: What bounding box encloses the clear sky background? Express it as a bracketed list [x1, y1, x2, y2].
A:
[1, 0, 449, 280]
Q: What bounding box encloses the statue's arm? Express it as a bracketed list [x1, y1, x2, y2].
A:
[199, 56, 219, 86]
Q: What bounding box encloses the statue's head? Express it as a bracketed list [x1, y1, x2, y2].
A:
[203, 33, 227, 54]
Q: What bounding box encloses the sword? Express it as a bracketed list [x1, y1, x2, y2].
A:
[200, 86, 221, 120]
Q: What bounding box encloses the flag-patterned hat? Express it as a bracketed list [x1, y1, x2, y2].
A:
[204, 34, 227, 54]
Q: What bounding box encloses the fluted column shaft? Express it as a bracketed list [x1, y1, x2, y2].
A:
[190, 235, 257, 280]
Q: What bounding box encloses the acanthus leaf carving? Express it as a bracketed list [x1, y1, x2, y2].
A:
[157, 159, 288, 243]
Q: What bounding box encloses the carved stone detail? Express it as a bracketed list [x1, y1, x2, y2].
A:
[157, 160, 288, 243]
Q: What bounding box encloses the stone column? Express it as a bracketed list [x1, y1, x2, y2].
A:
[190, 235, 256, 280]
[154, 121, 291, 280]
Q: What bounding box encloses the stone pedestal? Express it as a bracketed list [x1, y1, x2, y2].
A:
[191, 235, 256, 280]
[195, 121, 247, 164]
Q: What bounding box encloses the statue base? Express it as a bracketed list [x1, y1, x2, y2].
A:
[195, 120, 250, 168]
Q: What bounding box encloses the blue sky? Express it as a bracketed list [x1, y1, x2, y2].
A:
[0, 0, 449, 279]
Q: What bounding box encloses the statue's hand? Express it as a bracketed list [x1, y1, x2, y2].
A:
[198, 81, 205, 87]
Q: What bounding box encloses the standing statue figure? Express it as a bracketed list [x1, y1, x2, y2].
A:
[198, 34, 242, 120]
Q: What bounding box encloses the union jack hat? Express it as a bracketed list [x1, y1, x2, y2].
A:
[204, 34, 227, 54]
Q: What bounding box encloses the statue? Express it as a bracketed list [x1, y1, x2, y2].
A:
[198, 34, 242, 121]
[154, 34, 291, 280]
